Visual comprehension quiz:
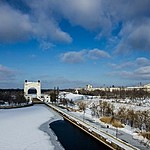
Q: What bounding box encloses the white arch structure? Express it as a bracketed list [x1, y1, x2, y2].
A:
[24, 80, 41, 98]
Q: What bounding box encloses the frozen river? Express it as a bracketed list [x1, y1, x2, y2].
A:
[0, 105, 63, 150]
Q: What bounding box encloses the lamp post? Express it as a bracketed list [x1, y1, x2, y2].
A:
[116, 127, 118, 138]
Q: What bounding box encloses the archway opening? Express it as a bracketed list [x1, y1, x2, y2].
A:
[27, 88, 38, 98]
[28, 88, 37, 94]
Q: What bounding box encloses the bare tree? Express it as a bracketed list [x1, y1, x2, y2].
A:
[115, 107, 127, 124]
[78, 102, 86, 113]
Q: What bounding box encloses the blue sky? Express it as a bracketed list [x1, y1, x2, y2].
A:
[0, 0, 150, 89]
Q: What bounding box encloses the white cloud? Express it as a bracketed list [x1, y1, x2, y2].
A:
[109, 62, 135, 70]
[134, 66, 150, 75]
[26, 0, 72, 43]
[60, 51, 85, 63]
[110, 57, 150, 70]
[61, 48, 110, 63]
[0, 4, 32, 42]
[135, 57, 150, 66]
[0, 0, 150, 53]
[56, 0, 150, 52]
[127, 21, 150, 51]
[122, 66, 150, 80]
[115, 19, 150, 53]
[88, 48, 110, 59]
[24, 0, 73, 43]
[0, 1, 72, 43]
[110, 57, 150, 81]
[39, 40, 55, 51]
[0, 64, 15, 80]
[54, 0, 103, 30]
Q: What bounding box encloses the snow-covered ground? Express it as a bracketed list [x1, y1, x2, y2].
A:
[59, 92, 85, 101]
[1, 92, 149, 150]
[0, 105, 62, 150]
[58, 92, 150, 149]
[60, 92, 150, 111]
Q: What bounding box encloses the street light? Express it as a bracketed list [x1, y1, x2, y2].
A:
[116, 127, 118, 138]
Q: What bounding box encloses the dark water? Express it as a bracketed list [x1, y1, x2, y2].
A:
[50, 119, 111, 150]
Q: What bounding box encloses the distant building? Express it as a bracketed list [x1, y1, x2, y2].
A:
[85, 84, 93, 91]
[143, 84, 150, 92]
[77, 83, 150, 93]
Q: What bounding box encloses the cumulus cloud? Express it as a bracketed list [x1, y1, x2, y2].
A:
[127, 21, 150, 51]
[54, 0, 104, 30]
[0, 0, 150, 52]
[115, 19, 150, 52]
[0, 65, 15, 80]
[55, 0, 150, 52]
[0, 0, 72, 43]
[61, 48, 111, 63]
[135, 57, 150, 66]
[109, 0, 150, 52]
[0, 3, 32, 42]
[134, 66, 150, 75]
[110, 57, 150, 80]
[58, 0, 150, 52]
[88, 48, 110, 59]
[110, 57, 150, 70]
[119, 66, 150, 80]
[60, 51, 86, 63]
[109, 62, 135, 70]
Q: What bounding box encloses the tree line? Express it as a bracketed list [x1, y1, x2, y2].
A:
[0, 89, 27, 105]
[90, 100, 150, 132]
[78, 88, 150, 99]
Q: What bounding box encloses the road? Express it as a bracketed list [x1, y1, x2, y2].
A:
[55, 105, 149, 150]
[69, 111, 150, 150]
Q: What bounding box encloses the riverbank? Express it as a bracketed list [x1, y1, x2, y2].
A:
[39, 105, 64, 150]
[0, 103, 33, 109]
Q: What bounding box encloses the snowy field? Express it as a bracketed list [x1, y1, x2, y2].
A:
[0, 105, 56, 150]
[58, 92, 150, 149]
[62, 92, 150, 111]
